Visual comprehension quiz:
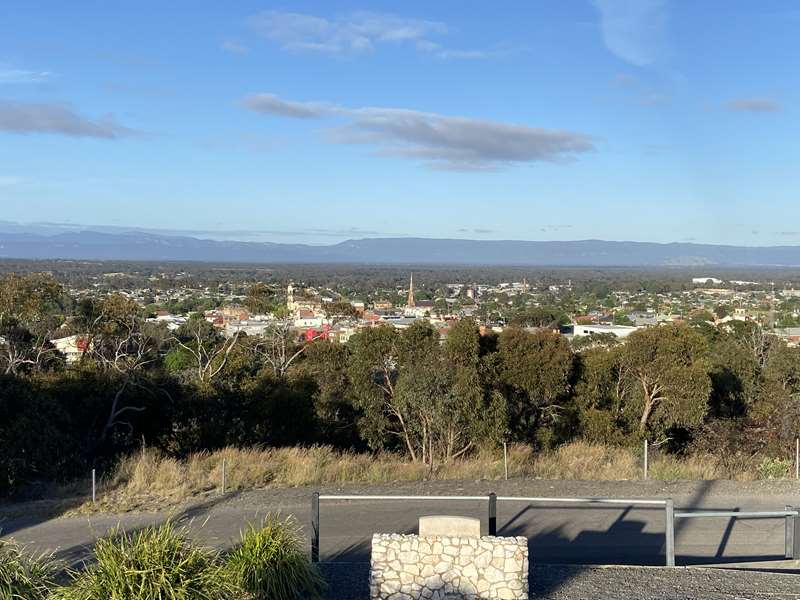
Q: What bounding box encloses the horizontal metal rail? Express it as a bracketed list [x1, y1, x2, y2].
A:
[673, 506, 800, 562]
[675, 510, 798, 519]
[310, 493, 799, 568]
[320, 494, 667, 505]
[318, 494, 489, 501]
[497, 496, 667, 506]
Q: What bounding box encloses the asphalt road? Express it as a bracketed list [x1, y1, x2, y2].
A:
[2, 479, 799, 570]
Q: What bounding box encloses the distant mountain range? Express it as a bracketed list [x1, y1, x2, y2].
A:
[2, 225, 800, 266]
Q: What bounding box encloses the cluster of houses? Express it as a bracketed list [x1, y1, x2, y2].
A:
[75, 276, 800, 349]
[199, 278, 458, 344]
[199, 278, 664, 346]
[21, 274, 800, 370]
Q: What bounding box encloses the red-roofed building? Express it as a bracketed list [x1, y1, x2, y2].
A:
[305, 324, 331, 342]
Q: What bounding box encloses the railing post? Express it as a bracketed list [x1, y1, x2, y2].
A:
[785, 505, 800, 559]
[488, 492, 497, 536]
[643, 440, 648, 480]
[665, 498, 675, 566]
[311, 492, 320, 563]
[785, 505, 793, 559]
[794, 508, 800, 559]
[221, 458, 226, 495]
[91, 469, 96, 503]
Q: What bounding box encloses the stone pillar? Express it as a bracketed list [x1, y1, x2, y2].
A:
[370, 532, 528, 600]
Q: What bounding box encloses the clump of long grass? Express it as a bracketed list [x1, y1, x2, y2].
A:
[649, 453, 724, 481]
[53, 522, 236, 600]
[0, 539, 57, 600]
[226, 514, 325, 600]
[757, 457, 792, 480]
[531, 441, 639, 480]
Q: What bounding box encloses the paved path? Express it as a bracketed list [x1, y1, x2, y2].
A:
[2, 479, 800, 569]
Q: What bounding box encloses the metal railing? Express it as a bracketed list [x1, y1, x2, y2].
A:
[497, 496, 674, 566]
[674, 506, 800, 561]
[311, 493, 674, 564]
[312, 493, 800, 567]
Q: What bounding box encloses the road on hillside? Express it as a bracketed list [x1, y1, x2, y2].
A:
[1, 479, 798, 569]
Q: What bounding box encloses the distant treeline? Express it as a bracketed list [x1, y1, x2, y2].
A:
[5, 258, 800, 296]
[2, 272, 799, 497]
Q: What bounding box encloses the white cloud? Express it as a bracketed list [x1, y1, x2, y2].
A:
[243, 93, 335, 119]
[592, 0, 667, 66]
[436, 48, 492, 60]
[0, 101, 137, 138]
[249, 10, 444, 54]
[0, 67, 51, 84]
[243, 93, 594, 171]
[725, 97, 782, 113]
[248, 10, 489, 59]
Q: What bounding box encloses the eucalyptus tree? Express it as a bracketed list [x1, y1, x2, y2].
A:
[497, 327, 574, 445]
[347, 320, 502, 464]
[622, 324, 710, 437]
[0, 273, 64, 375]
[171, 315, 242, 384]
[88, 294, 165, 440]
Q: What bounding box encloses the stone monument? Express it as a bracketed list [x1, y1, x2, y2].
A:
[370, 515, 529, 600]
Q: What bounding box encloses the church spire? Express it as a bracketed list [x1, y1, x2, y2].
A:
[406, 272, 415, 307]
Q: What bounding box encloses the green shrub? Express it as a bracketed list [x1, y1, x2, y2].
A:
[54, 522, 236, 600]
[0, 539, 56, 600]
[226, 515, 325, 600]
[757, 457, 792, 480]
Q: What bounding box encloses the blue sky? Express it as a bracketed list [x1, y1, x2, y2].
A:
[1, 1, 799, 245]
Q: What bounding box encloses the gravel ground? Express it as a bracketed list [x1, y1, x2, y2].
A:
[219, 477, 800, 510]
[5, 475, 800, 520]
[319, 563, 800, 600]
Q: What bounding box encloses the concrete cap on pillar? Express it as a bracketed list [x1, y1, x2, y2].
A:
[418, 515, 481, 538]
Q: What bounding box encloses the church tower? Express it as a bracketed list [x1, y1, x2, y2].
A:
[406, 273, 416, 307]
[287, 283, 295, 312]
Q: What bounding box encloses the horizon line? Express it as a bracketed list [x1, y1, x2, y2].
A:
[2, 221, 800, 249]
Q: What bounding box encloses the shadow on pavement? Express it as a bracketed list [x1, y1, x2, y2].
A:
[48, 491, 243, 570]
[0, 494, 87, 538]
[501, 504, 668, 566]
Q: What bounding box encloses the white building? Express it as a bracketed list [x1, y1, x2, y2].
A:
[225, 319, 270, 337]
[332, 325, 359, 344]
[569, 324, 639, 339]
[147, 314, 187, 331]
[50, 334, 92, 363]
[294, 316, 324, 329]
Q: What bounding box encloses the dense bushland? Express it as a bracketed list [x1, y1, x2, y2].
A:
[2, 273, 800, 499]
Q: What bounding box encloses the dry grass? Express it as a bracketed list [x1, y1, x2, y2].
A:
[648, 454, 730, 482]
[531, 442, 639, 480]
[61, 441, 774, 514]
